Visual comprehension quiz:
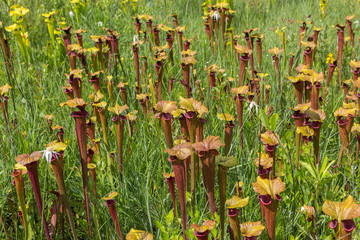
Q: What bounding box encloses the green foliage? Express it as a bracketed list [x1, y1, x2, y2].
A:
[0, 0, 360, 239]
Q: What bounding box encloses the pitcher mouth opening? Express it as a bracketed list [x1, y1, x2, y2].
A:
[194, 230, 210, 238]
[227, 208, 240, 217]
[342, 219, 356, 232]
[258, 194, 272, 205]
[329, 219, 337, 229]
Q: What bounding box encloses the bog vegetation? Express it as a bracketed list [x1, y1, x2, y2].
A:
[1, 0, 360, 239]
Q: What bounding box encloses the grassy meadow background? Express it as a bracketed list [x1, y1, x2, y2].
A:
[1, 0, 360, 239]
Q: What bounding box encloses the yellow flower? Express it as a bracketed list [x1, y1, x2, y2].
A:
[0, 83, 12, 97]
[326, 53, 335, 64]
[9, 6, 29, 17]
